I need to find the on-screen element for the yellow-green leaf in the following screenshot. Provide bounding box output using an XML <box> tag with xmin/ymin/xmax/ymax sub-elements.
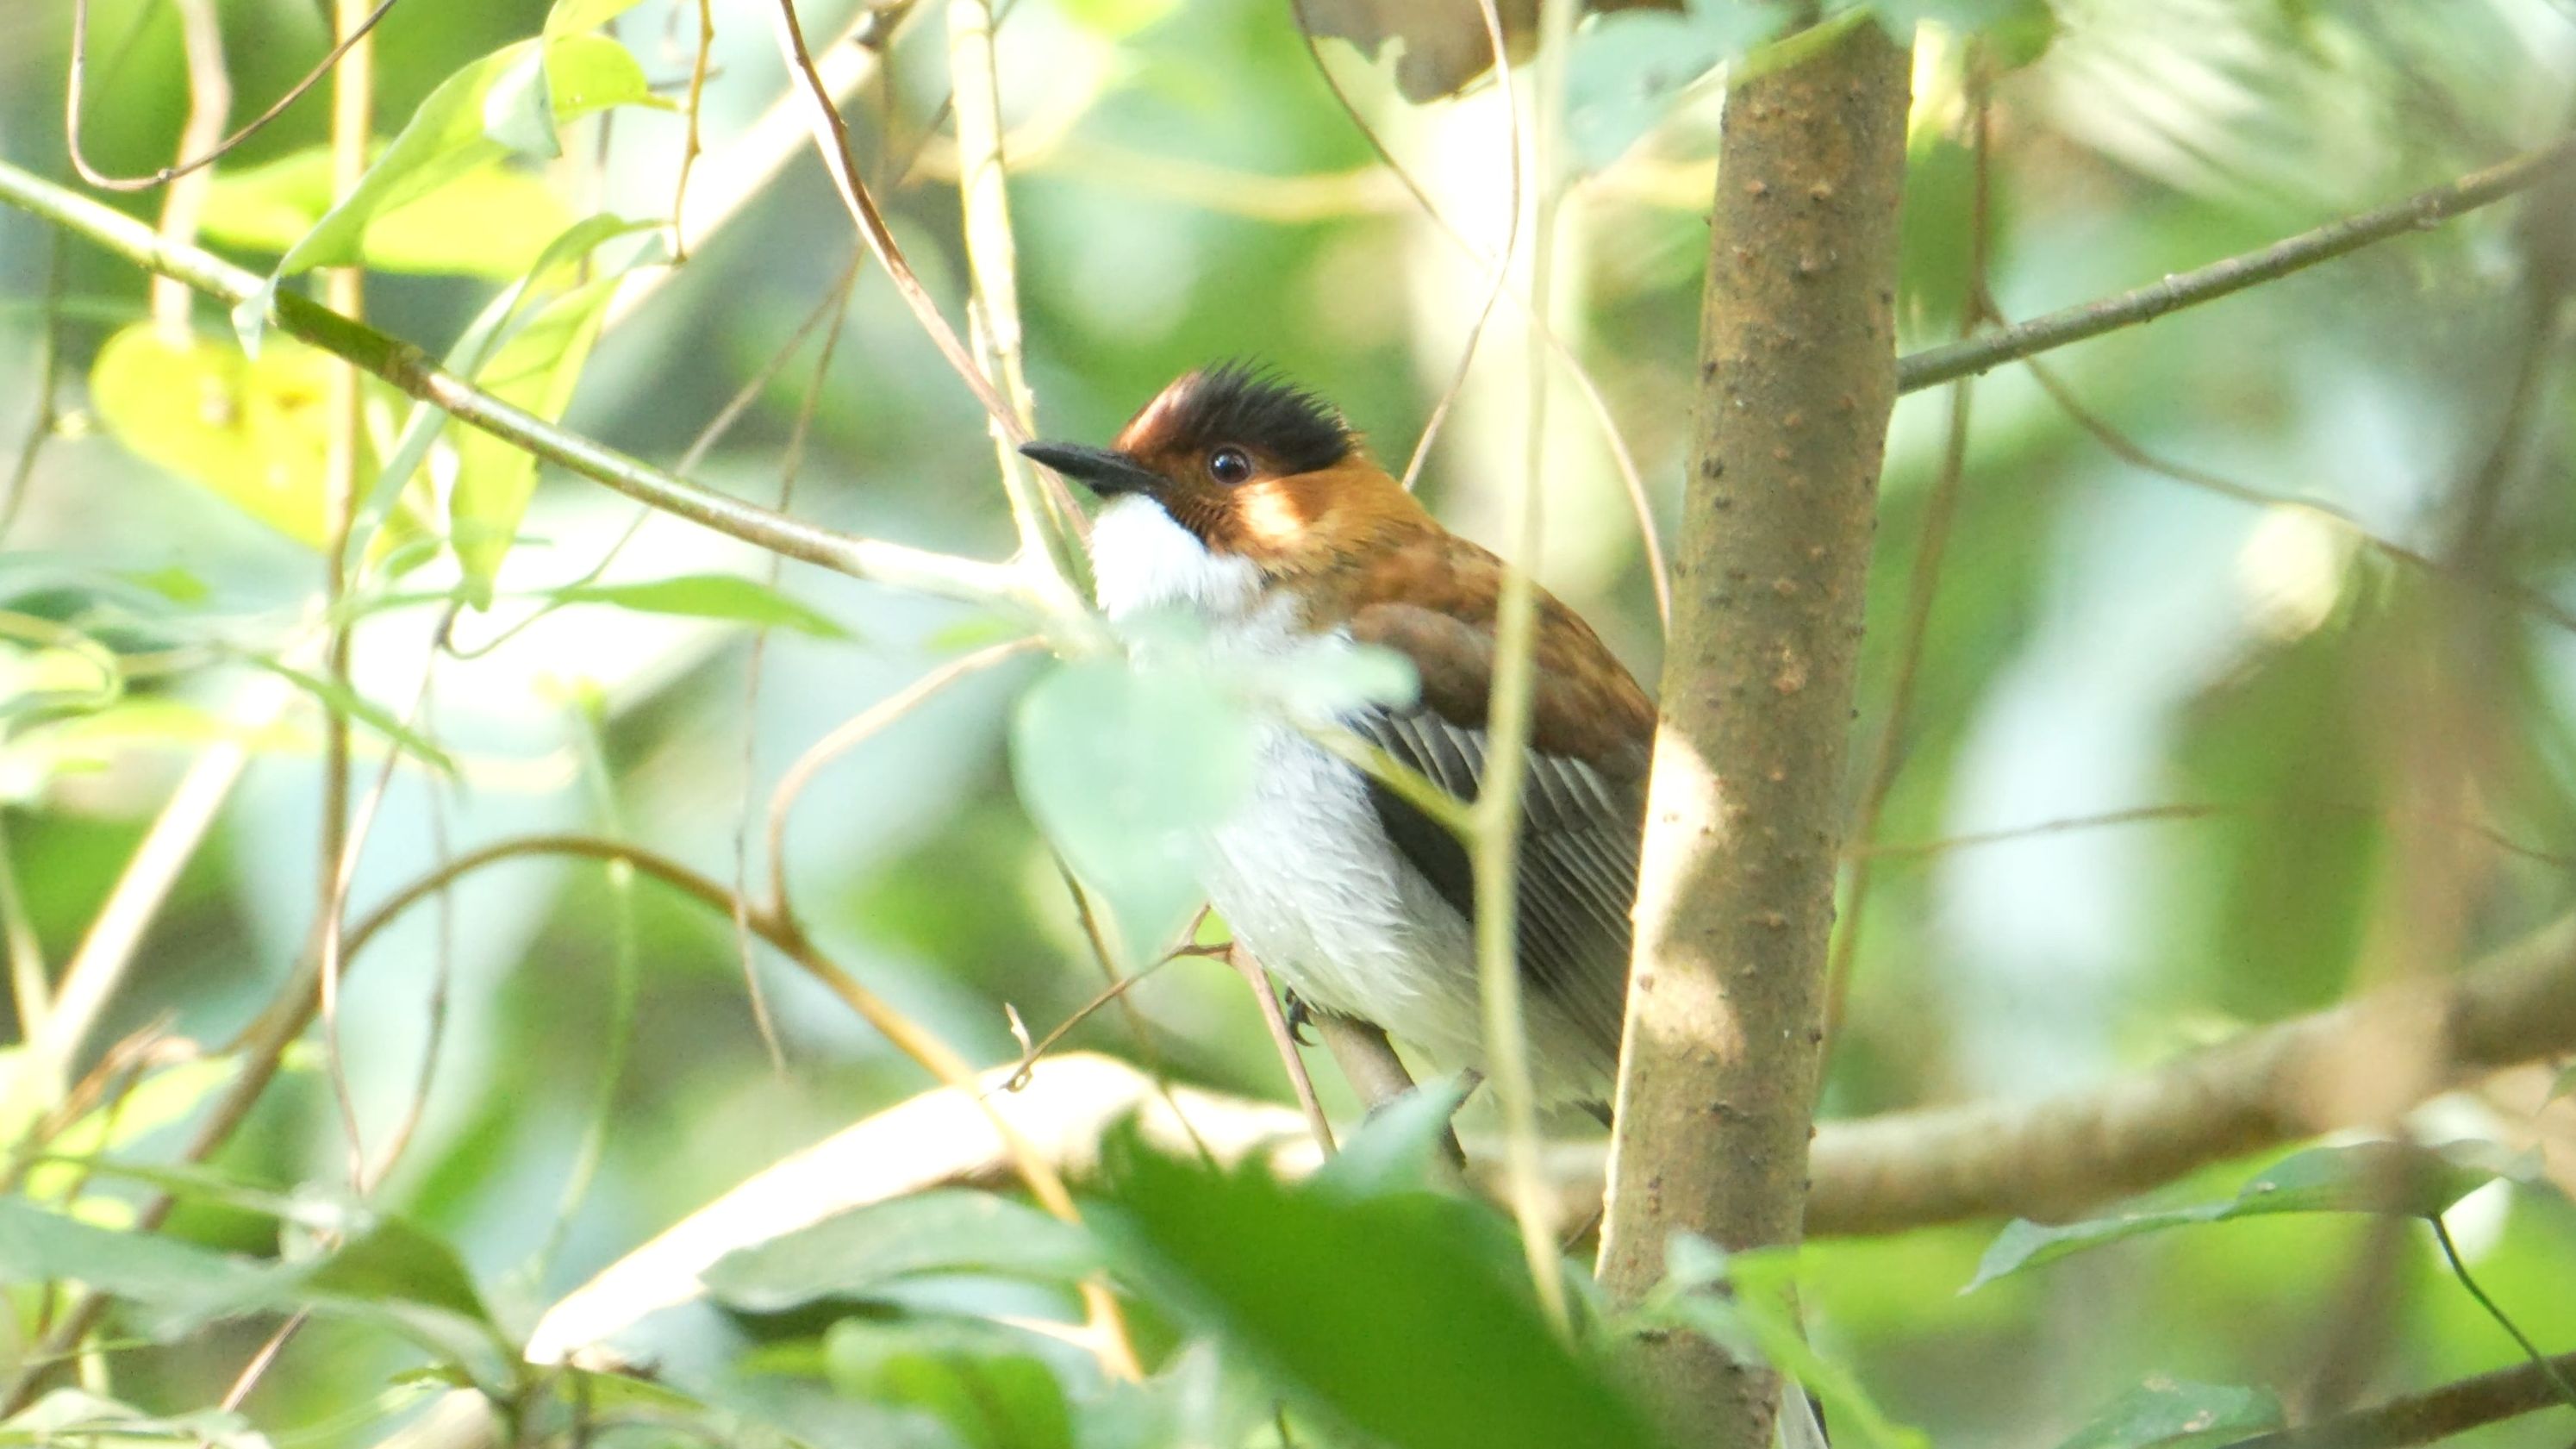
<box><xmin>203</xmin><ymin>147</ymin><xmax>574</xmax><ymax>278</ymax></box>
<box><xmin>447</xmin><ymin>277</ymin><xmax>620</xmax><ymax>590</ymax></box>
<box><xmin>90</xmin><ymin>325</ymin><xmax>347</xmax><ymax>547</ymax></box>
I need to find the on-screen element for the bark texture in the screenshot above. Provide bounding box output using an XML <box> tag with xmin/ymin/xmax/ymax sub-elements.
<box><xmin>1596</xmin><ymin>22</ymin><xmax>1913</xmax><ymax>1446</ymax></box>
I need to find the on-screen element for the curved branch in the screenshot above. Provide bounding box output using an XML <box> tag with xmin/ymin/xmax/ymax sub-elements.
<box><xmin>0</xmin><ymin>159</ymin><xmax>1036</xmax><ymax>618</ymax></box>
<box><xmin>1897</xmin><ymin>134</ymin><xmax>2576</xmax><ymax>394</ymax></box>
<box><xmin>1805</xmin><ymin>913</ymin><xmax>2576</xmax><ymax>1234</ymax></box>
<box><xmin>2222</xmin><ymin>1349</ymin><xmax>2576</xmax><ymax>1449</ymax></box>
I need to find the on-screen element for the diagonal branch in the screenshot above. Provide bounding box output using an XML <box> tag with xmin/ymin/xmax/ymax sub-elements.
<box><xmin>1898</xmin><ymin>134</ymin><xmax>2576</xmax><ymax>393</ymax></box>
<box><xmin>0</xmin><ymin>159</ymin><xmax>1039</xmax><ymax>620</ymax></box>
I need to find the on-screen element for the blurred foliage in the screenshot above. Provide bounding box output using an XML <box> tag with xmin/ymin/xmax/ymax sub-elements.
<box><xmin>4</xmin><ymin>0</ymin><xmax>2576</xmax><ymax>1445</ymax></box>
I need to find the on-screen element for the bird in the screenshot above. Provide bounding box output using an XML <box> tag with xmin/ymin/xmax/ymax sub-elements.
<box><xmin>1021</xmin><ymin>363</ymin><xmax>1654</xmax><ymax>1109</ymax></box>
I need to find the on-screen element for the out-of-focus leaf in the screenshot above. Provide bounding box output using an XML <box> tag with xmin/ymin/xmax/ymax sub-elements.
<box><xmin>1256</xmin><ymin>637</ymin><xmax>1419</xmax><ymax>721</ymax></box>
<box><xmin>1874</xmin><ymin>0</ymin><xmax>2056</xmax><ymax>68</ymax></box>
<box><xmin>1295</xmin><ymin>0</ymin><xmax>1685</xmax><ymax>103</ymax></box>
<box><xmin>1010</xmin><ymin>657</ymin><xmax>1257</xmax><ymax>953</ymax></box>
<box><xmin>704</xmin><ymin>1190</ymin><xmax>1098</xmax><ymax>1312</ymax></box>
<box><xmin>827</xmin><ymin>1320</ymin><xmax>1073</xmax><ymax>1449</ymax></box>
<box><xmin>2549</xmin><ymin>1063</ymin><xmax>2576</xmax><ymax>1104</ymax></box>
<box><xmin>361</xmin><ymin>213</ymin><xmax>658</xmax><ymax>558</ymax></box>
<box><xmin>237</xmin><ymin>653</ymin><xmax>457</xmax><ymax>777</ymax></box>
<box><xmin>543</xmin><ymin>575</ymin><xmax>851</xmax><ymax>639</ymax></box>
<box><xmin>3</xmin><ymin>1390</ymin><xmax>274</xmax><ymax>1449</ymax></box>
<box><xmin>1311</xmin><ymin>1075</ymin><xmax>1471</xmax><ymax>1198</ymax></box>
<box><xmin>202</xmin><ymin>147</ymin><xmax>575</xmax><ymax>278</ymax></box>
<box><xmin>447</xmin><ymin>274</ymin><xmax>621</xmax><ymax>592</ymax></box>
<box><xmin>274</xmin><ymin>34</ymin><xmax>661</xmax><ymax>278</ymax></box>
<box><xmin>0</xmin><ymin>1194</ymin><xmax>268</xmax><ymax>1302</ymax></box>
<box><xmin>1649</xmin><ymin>1239</ymin><xmax>1930</xmax><ymax>1449</ymax></box>
<box><xmin>1968</xmin><ymin>1140</ymin><xmax>2535</xmax><ymax>1291</ymax></box>
<box><xmin>0</xmin><ymin>636</ymin><xmax>119</xmax><ymax>727</ymax></box>
<box><xmin>1566</xmin><ymin>7</ymin><xmax>1780</xmax><ymax>169</ymax></box>
<box><xmin>1095</xmin><ymin>1132</ymin><xmax>1660</xmax><ymax>1449</ymax></box>
<box><xmin>90</xmin><ymin>326</ymin><xmax>348</xmax><ymax>548</ymax></box>
<box><xmin>1056</xmin><ymin>0</ymin><xmax>1183</xmax><ymax>37</ymax></box>
<box><xmin>115</xmin><ymin>565</ymin><xmax>211</xmax><ymax>605</ymax></box>
<box><xmin>2055</xmin><ymin>1377</ymin><xmax>2284</xmax><ymax>1449</ymax></box>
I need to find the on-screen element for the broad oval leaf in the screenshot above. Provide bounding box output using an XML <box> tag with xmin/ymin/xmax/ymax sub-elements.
<box><xmin>203</xmin><ymin>147</ymin><xmax>575</xmax><ymax>278</ymax></box>
<box><xmin>1009</xmin><ymin>657</ymin><xmax>1257</xmax><ymax>954</ymax></box>
<box><xmin>2055</xmin><ymin>1378</ymin><xmax>2284</xmax><ymax>1449</ymax></box>
<box><xmin>91</xmin><ymin>325</ymin><xmax>345</xmax><ymax>547</ymax></box>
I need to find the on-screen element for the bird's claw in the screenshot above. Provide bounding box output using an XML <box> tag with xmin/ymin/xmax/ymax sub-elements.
<box><xmin>1282</xmin><ymin>988</ymin><xmax>1318</xmax><ymax>1046</ymax></box>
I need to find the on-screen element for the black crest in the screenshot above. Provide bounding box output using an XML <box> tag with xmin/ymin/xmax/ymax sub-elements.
<box><xmin>1147</xmin><ymin>361</ymin><xmax>1353</xmax><ymax>473</ymax></box>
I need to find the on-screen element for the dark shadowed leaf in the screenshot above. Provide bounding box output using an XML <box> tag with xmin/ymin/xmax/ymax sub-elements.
<box><xmin>704</xmin><ymin>1190</ymin><xmax>1098</xmax><ymax>1312</ymax></box>
<box><xmin>2055</xmin><ymin>1377</ymin><xmax>2284</xmax><ymax>1449</ymax></box>
<box><xmin>827</xmin><ymin>1320</ymin><xmax>1073</xmax><ymax>1449</ymax></box>
<box><xmin>1095</xmin><ymin>1131</ymin><xmax>1660</xmax><ymax>1449</ymax></box>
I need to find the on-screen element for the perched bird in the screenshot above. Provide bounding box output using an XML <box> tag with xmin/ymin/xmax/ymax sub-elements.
<box><xmin>1022</xmin><ymin>364</ymin><xmax>1653</xmax><ymax>1108</ymax></box>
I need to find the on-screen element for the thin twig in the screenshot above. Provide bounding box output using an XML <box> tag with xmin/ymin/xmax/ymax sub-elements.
<box><xmin>669</xmin><ymin>0</ymin><xmax>718</xmax><ymax>262</ymax></box>
<box><xmin>1233</xmin><ymin>945</ymin><xmax>1337</xmax><ymax>1158</ymax></box>
<box><xmin>763</xmin><ymin>636</ymin><xmax>1043</xmax><ymax>924</ymax></box>
<box><xmin>63</xmin><ymin>0</ymin><xmax>405</xmax><ymax>191</ymax></box>
<box><xmin>1475</xmin><ymin>0</ymin><xmax>1576</xmax><ymax>1336</ymax></box>
<box><xmin>146</xmin><ymin>0</ymin><xmax>228</xmax><ymax>339</ymax></box>
<box><xmin>2429</xmin><ymin>1215</ymin><xmax>2576</xmax><ymax>1410</ymax></box>
<box><xmin>0</xmin><ymin>230</ymin><xmax>63</xmax><ymax>546</ymax></box>
<box><xmin>1898</xmin><ymin>134</ymin><xmax>2576</xmax><ymax>393</ymax></box>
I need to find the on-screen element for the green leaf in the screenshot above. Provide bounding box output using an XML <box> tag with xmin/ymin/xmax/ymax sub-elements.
<box><xmin>1968</xmin><ymin>1140</ymin><xmax>2535</xmax><ymax>1292</ymax></box>
<box><xmin>1095</xmin><ymin>1133</ymin><xmax>1660</xmax><ymax>1449</ymax></box>
<box><xmin>2549</xmin><ymin>1062</ymin><xmax>2576</xmax><ymax>1104</ymax></box>
<box><xmin>542</xmin><ymin>574</ymin><xmax>851</xmax><ymax>639</ymax></box>
<box><xmin>703</xmin><ymin>1190</ymin><xmax>1099</xmax><ymax>1313</ymax></box>
<box><xmin>446</xmin><ymin>273</ymin><xmax>621</xmax><ymax>590</ymax></box>
<box><xmin>827</xmin><ymin>1321</ymin><xmax>1075</xmax><ymax>1449</ymax></box>
<box><xmin>202</xmin><ymin>147</ymin><xmax>576</xmax><ymax>278</ymax></box>
<box><xmin>1648</xmin><ymin>1241</ymin><xmax>1930</xmax><ymax>1449</ymax></box>
<box><xmin>90</xmin><ymin>325</ymin><xmax>347</xmax><ymax>548</ymax></box>
<box><xmin>360</xmin><ymin>212</ymin><xmax>658</xmax><ymax>557</ymax></box>
<box><xmin>1010</xmin><ymin>657</ymin><xmax>1257</xmax><ymax>954</ymax></box>
<box><xmin>0</xmin><ymin>1194</ymin><xmax>269</xmax><ymax>1303</ymax></box>
<box><xmin>275</xmin><ymin>34</ymin><xmax>661</xmax><ymax>278</ymax></box>
<box><xmin>237</xmin><ymin>653</ymin><xmax>458</xmax><ymax>777</ymax></box>
<box><xmin>1054</xmin><ymin>0</ymin><xmax>1184</xmax><ymax>38</ymax></box>
<box><xmin>3</xmin><ymin>1390</ymin><xmax>275</xmax><ymax>1449</ymax></box>
<box><xmin>2055</xmin><ymin>1378</ymin><xmax>2284</xmax><ymax>1449</ymax></box>
<box><xmin>1312</xmin><ymin>1075</ymin><xmax>1472</xmax><ymax>1199</ymax></box>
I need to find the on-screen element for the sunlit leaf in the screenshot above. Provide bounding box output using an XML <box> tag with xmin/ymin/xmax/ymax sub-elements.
<box><xmin>2055</xmin><ymin>1377</ymin><xmax>2284</xmax><ymax>1449</ymax></box>
<box><xmin>90</xmin><ymin>325</ymin><xmax>348</xmax><ymax>547</ymax></box>
<box><xmin>1055</xmin><ymin>0</ymin><xmax>1183</xmax><ymax>39</ymax></box>
<box><xmin>3</xmin><ymin>1390</ymin><xmax>274</xmax><ymax>1449</ymax></box>
<box><xmin>542</xmin><ymin>574</ymin><xmax>851</xmax><ymax>639</ymax></box>
<box><xmin>1968</xmin><ymin>1140</ymin><xmax>2536</xmax><ymax>1291</ymax></box>
<box><xmin>1095</xmin><ymin>1132</ymin><xmax>1658</xmax><ymax>1449</ymax></box>
<box><xmin>447</xmin><ymin>274</ymin><xmax>621</xmax><ymax>591</ymax></box>
<box><xmin>275</xmin><ymin>34</ymin><xmax>662</xmax><ymax>278</ymax></box>
<box><xmin>1010</xmin><ymin>656</ymin><xmax>1257</xmax><ymax>953</ymax></box>
<box><xmin>704</xmin><ymin>1190</ymin><xmax>1098</xmax><ymax>1312</ymax></box>
<box><xmin>202</xmin><ymin>147</ymin><xmax>576</xmax><ymax>278</ymax></box>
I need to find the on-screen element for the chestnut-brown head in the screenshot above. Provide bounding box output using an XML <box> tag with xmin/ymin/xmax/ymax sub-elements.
<box><xmin>1023</xmin><ymin>365</ymin><xmax>1432</xmax><ymax>620</ymax></box>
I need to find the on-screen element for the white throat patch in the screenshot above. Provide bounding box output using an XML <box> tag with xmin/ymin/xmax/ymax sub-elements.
<box><xmin>1088</xmin><ymin>495</ymin><xmax>1261</xmax><ymax>621</ymax></box>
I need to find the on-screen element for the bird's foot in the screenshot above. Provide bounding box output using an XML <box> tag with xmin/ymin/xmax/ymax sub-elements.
<box><xmin>1281</xmin><ymin>987</ymin><xmax>1318</xmax><ymax>1046</ymax></box>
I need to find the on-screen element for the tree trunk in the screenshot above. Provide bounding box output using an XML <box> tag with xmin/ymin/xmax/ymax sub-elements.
<box><xmin>1597</xmin><ymin>19</ymin><xmax>1912</xmax><ymax>1446</ymax></box>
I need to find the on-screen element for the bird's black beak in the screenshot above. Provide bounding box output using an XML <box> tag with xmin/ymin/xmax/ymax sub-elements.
<box><xmin>1020</xmin><ymin>441</ymin><xmax>1164</xmax><ymax>499</ymax></box>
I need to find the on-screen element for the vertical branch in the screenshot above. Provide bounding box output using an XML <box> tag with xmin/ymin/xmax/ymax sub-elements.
<box><xmin>148</xmin><ymin>0</ymin><xmax>228</xmax><ymax>340</ymax></box>
<box><xmin>315</xmin><ymin>0</ymin><xmax>376</xmax><ymax>1177</ymax></box>
<box><xmin>1597</xmin><ymin>16</ymin><xmax>1912</xmax><ymax>1446</ymax></box>
<box><xmin>947</xmin><ymin>0</ymin><xmax>1086</xmax><ymax>590</ymax></box>
<box><xmin>1474</xmin><ymin>0</ymin><xmax>1577</xmax><ymax>1336</ymax></box>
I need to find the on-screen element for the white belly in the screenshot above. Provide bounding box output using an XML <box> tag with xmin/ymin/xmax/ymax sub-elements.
<box><xmin>1204</xmin><ymin>724</ymin><xmax>1613</xmax><ymax>1103</ymax></box>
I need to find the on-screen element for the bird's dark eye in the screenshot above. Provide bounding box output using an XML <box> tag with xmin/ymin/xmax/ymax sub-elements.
<box><xmin>1207</xmin><ymin>447</ymin><xmax>1254</xmax><ymax>485</ymax></box>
